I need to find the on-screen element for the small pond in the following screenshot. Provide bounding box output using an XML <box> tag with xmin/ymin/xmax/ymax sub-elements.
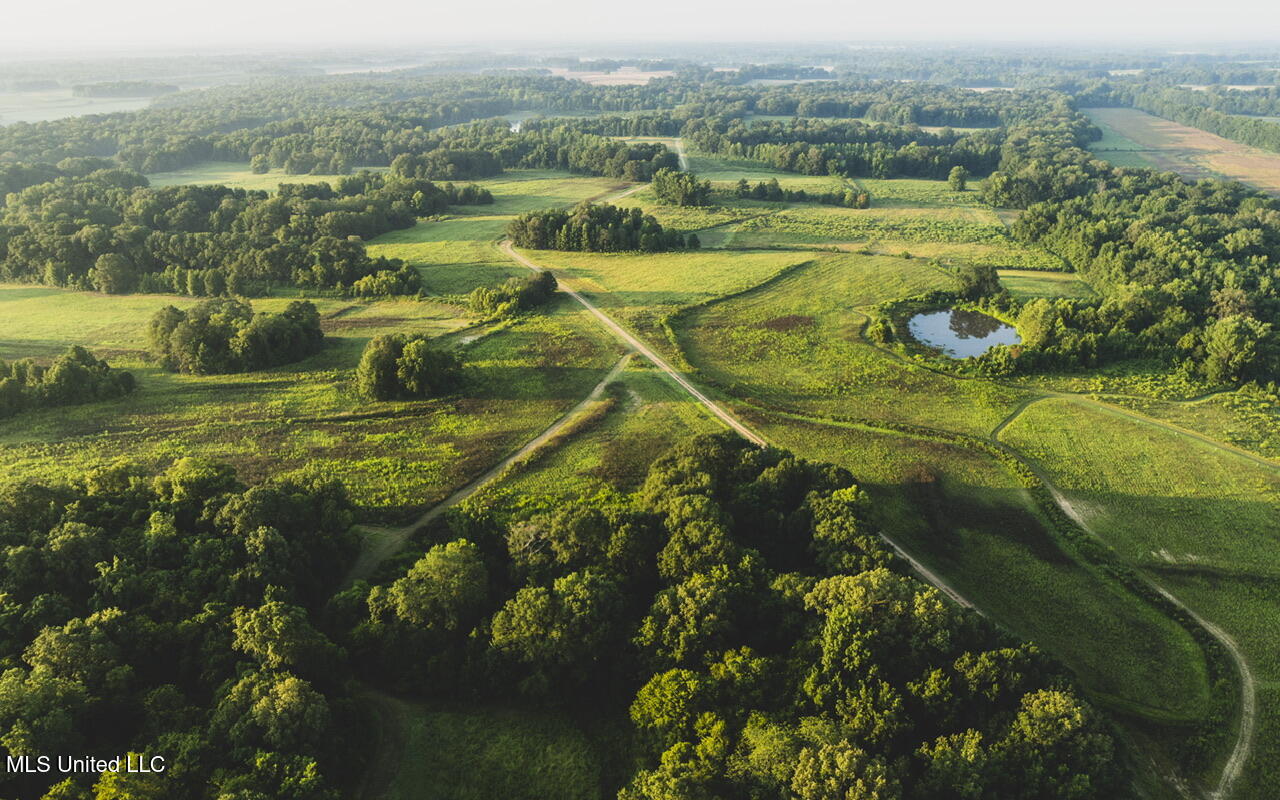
<box><xmin>907</xmin><ymin>308</ymin><xmax>1020</xmax><ymax>358</ymax></box>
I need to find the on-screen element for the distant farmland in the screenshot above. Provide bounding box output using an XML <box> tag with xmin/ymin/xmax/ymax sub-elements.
<box><xmin>1084</xmin><ymin>107</ymin><xmax>1280</xmax><ymax>195</ymax></box>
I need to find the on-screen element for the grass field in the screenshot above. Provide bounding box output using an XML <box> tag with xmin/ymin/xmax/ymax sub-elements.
<box><xmin>1084</xmin><ymin>107</ymin><xmax>1280</xmax><ymax>194</ymax></box>
<box><xmin>998</xmin><ymin>269</ymin><xmax>1096</xmax><ymax>299</ymax></box>
<box><xmin>999</xmin><ymin>399</ymin><xmax>1280</xmax><ymax>576</ymax></box>
<box><xmin>673</xmin><ymin>253</ymin><xmax>1032</xmax><ymax>436</ymax></box>
<box><xmin>0</xmin><ymin>284</ymin><xmax>620</xmax><ymax>521</ymax></box>
<box><xmin>146</xmin><ymin>161</ymin><xmax>388</xmax><ymax>191</ymax></box>
<box><xmin>526</xmin><ymin>247</ymin><xmax>809</xmax><ymax>349</ymax></box>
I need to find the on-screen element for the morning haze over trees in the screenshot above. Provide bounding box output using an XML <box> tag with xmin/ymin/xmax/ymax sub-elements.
<box><xmin>0</xmin><ymin>30</ymin><xmax>1276</xmax><ymax>800</ymax></box>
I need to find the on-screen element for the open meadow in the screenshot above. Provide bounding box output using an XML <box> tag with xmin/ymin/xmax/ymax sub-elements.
<box><xmin>0</xmin><ymin>282</ymin><xmax>620</xmax><ymax>521</ymax></box>
<box><xmin>1085</xmin><ymin>107</ymin><xmax>1280</xmax><ymax>194</ymax></box>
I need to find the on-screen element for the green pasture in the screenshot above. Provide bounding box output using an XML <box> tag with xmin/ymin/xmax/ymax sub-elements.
<box><xmin>672</xmin><ymin>253</ymin><xmax>1031</xmax><ymax>436</ymax></box>
<box><xmin>526</xmin><ymin>247</ymin><xmax>807</xmax><ymax>348</ymax></box>
<box><xmin>470</xmin><ymin>170</ymin><xmax>626</xmax><ymax>215</ymax></box>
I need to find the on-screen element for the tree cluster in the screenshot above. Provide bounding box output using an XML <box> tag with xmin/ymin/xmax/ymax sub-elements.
<box><xmin>148</xmin><ymin>298</ymin><xmax>325</xmax><ymax>375</ymax></box>
<box><xmin>732</xmin><ymin>177</ymin><xmax>870</xmax><ymax>208</ymax></box>
<box><xmin>349</xmin><ymin>433</ymin><xmax>1125</xmax><ymax>800</ymax></box>
<box><xmin>0</xmin><ymin>346</ymin><xmax>136</xmax><ymax>420</ymax></box>
<box><xmin>651</xmin><ymin>169</ymin><xmax>712</xmax><ymax>206</ymax></box>
<box><xmin>508</xmin><ymin>202</ymin><xmax>697</xmax><ymax>253</ymax></box>
<box><xmin>355</xmin><ymin>333</ymin><xmax>464</xmax><ymax>401</ymax></box>
<box><xmin>468</xmin><ymin>270</ymin><xmax>558</xmax><ymax>318</ymax></box>
<box><xmin>0</xmin><ymin>460</ymin><xmax>360</xmax><ymax>799</ymax></box>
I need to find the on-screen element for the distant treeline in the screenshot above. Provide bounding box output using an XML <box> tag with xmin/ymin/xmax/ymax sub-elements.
<box><xmin>1080</xmin><ymin>81</ymin><xmax>1280</xmax><ymax>154</ymax></box>
<box><xmin>686</xmin><ymin>117</ymin><xmax>1004</xmax><ymax>179</ymax></box>
<box><xmin>0</xmin><ymin>346</ymin><xmax>135</xmax><ymax>419</ymax></box>
<box><xmin>0</xmin><ymin>168</ymin><xmax>505</xmax><ymax>296</ymax></box>
<box><xmin>508</xmin><ymin>202</ymin><xmax>698</xmax><ymax>252</ymax></box>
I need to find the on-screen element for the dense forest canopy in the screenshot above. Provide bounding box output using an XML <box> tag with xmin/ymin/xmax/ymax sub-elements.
<box><xmin>355</xmin><ymin>434</ymin><xmax>1125</xmax><ymax>800</ymax></box>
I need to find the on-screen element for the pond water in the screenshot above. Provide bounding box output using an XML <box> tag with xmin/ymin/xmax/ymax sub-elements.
<box><xmin>907</xmin><ymin>308</ymin><xmax>1020</xmax><ymax>358</ymax></box>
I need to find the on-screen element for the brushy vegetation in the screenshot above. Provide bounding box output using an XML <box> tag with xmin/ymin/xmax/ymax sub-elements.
<box><xmin>0</xmin><ymin>346</ymin><xmax>135</xmax><ymax>419</ymax></box>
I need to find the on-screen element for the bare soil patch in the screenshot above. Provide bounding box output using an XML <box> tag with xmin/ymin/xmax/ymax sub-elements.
<box><xmin>761</xmin><ymin>314</ymin><xmax>816</xmax><ymax>331</ymax></box>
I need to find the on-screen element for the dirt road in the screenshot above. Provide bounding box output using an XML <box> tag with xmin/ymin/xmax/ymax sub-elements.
<box><xmin>344</xmin><ymin>352</ymin><xmax>633</xmax><ymax>583</ymax></box>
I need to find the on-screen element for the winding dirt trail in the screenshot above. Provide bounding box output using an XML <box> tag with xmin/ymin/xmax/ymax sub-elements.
<box><xmin>500</xmin><ymin>240</ymin><xmax>987</xmax><ymax>616</ymax></box>
<box><xmin>1005</xmin><ymin>441</ymin><xmax>1257</xmax><ymax>800</ymax></box>
<box><xmin>502</xmin><ymin>240</ymin><xmax>766</xmax><ymax>447</ymax></box>
<box><xmin>344</xmin><ymin>353</ymin><xmax>633</xmax><ymax>584</ymax></box>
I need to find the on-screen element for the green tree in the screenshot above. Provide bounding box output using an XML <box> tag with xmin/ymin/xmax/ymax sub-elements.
<box><xmin>948</xmin><ymin>166</ymin><xmax>968</xmax><ymax>192</ymax></box>
<box><xmin>384</xmin><ymin>539</ymin><xmax>487</xmax><ymax>631</ymax></box>
<box><xmin>232</xmin><ymin>601</ymin><xmax>334</xmax><ymax>671</ymax></box>
<box><xmin>90</xmin><ymin>253</ymin><xmax>136</xmax><ymax>294</ymax></box>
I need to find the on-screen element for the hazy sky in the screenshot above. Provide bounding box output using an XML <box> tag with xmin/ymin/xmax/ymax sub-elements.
<box><xmin>3</xmin><ymin>0</ymin><xmax>1279</xmax><ymax>53</ymax></box>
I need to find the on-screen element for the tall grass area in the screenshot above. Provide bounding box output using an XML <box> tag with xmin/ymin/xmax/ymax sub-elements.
<box><xmin>0</xmin><ymin>285</ymin><xmax>620</xmax><ymax>522</ymax></box>
<box><xmin>481</xmin><ymin>360</ymin><xmax>723</xmax><ymax>506</ymax></box>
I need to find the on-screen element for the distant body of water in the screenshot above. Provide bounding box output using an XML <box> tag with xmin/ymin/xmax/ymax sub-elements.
<box><xmin>908</xmin><ymin>308</ymin><xmax>1020</xmax><ymax>358</ymax></box>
